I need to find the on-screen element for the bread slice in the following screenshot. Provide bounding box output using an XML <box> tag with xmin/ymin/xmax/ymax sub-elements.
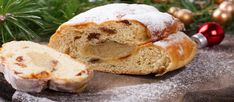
<box><xmin>0</xmin><ymin>41</ymin><xmax>93</xmax><ymax>93</ymax></box>
<box><xmin>48</xmin><ymin>4</ymin><xmax>197</xmax><ymax>76</ymax></box>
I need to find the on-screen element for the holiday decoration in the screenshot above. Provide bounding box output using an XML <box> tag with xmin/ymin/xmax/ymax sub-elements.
<box><xmin>219</xmin><ymin>1</ymin><xmax>234</xmax><ymax>15</ymax></box>
<box><xmin>192</xmin><ymin>22</ymin><xmax>224</xmax><ymax>48</ymax></box>
<box><xmin>174</xmin><ymin>9</ymin><xmax>193</xmax><ymax>25</ymax></box>
<box><xmin>167</xmin><ymin>7</ymin><xmax>180</xmax><ymax>16</ymax></box>
<box><xmin>0</xmin><ymin>0</ymin><xmax>42</xmax><ymax>43</ymax></box>
<box><xmin>167</xmin><ymin>7</ymin><xmax>194</xmax><ymax>25</ymax></box>
<box><xmin>212</xmin><ymin>8</ymin><xmax>232</xmax><ymax>24</ymax></box>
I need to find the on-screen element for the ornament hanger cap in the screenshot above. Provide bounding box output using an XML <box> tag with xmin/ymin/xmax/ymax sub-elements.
<box><xmin>192</xmin><ymin>33</ymin><xmax>208</xmax><ymax>48</ymax></box>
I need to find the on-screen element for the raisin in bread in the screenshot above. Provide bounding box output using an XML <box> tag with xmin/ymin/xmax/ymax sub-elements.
<box><xmin>0</xmin><ymin>41</ymin><xmax>93</xmax><ymax>93</ymax></box>
<box><xmin>48</xmin><ymin>3</ymin><xmax>197</xmax><ymax>76</ymax></box>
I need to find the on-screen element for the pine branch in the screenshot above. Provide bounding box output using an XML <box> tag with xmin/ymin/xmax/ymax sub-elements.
<box><xmin>37</xmin><ymin>0</ymin><xmax>114</xmax><ymax>40</ymax></box>
<box><xmin>0</xmin><ymin>0</ymin><xmax>43</xmax><ymax>44</ymax></box>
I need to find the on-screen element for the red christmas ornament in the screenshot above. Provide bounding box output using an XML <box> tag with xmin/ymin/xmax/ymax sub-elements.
<box><xmin>192</xmin><ymin>22</ymin><xmax>225</xmax><ymax>48</ymax></box>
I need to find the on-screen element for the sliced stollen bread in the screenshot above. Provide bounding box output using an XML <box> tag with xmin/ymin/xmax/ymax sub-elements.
<box><xmin>48</xmin><ymin>3</ymin><xmax>197</xmax><ymax>76</ymax></box>
<box><xmin>0</xmin><ymin>41</ymin><xmax>93</xmax><ymax>93</ymax></box>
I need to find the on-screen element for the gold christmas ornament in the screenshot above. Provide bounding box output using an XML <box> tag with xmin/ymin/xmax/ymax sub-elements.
<box><xmin>174</xmin><ymin>9</ymin><xmax>193</xmax><ymax>25</ymax></box>
<box><xmin>219</xmin><ymin>1</ymin><xmax>234</xmax><ymax>15</ymax></box>
<box><xmin>167</xmin><ymin>7</ymin><xmax>180</xmax><ymax>16</ymax></box>
<box><xmin>212</xmin><ymin>8</ymin><xmax>232</xmax><ymax>24</ymax></box>
<box><xmin>152</xmin><ymin>0</ymin><xmax>168</xmax><ymax>3</ymax></box>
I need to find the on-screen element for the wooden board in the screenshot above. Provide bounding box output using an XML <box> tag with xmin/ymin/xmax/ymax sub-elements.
<box><xmin>1</xmin><ymin>35</ymin><xmax>234</xmax><ymax>102</ymax></box>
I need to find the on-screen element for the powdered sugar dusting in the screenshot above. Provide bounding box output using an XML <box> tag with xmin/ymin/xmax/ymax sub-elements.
<box><xmin>13</xmin><ymin>91</ymin><xmax>55</xmax><ymax>102</ymax></box>
<box><xmin>153</xmin><ymin>32</ymin><xmax>187</xmax><ymax>48</ymax></box>
<box><xmin>12</xmin><ymin>35</ymin><xmax>234</xmax><ymax>102</ymax></box>
<box><xmin>64</xmin><ymin>3</ymin><xmax>174</xmax><ymax>34</ymax></box>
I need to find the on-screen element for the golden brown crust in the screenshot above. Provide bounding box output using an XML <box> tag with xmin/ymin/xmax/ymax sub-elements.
<box><xmin>49</xmin><ymin>19</ymin><xmax>182</xmax><ymax>46</ymax></box>
<box><xmin>153</xmin><ymin>32</ymin><xmax>197</xmax><ymax>75</ymax></box>
<box><xmin>49</xmin><ymin>23</ymin><xmax>92</xmax><ymax>45</ymax></box>
<box><xmin>151</xmin><ymin>19</ymin><xmax>184</xmax><ymax>41</ymax></box>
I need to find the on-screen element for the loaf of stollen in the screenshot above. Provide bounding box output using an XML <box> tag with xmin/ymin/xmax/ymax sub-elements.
<box><xmin>0</xmin><ymin>41</ymin><xmax>93</xmax><ymax>93</ymax></box>
<box><xmin>48</xmin><ymin>3</ymin><xmax>197</xmax><ymax>76</ymax></box>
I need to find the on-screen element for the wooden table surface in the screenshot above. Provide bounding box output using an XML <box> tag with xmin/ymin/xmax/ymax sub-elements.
<box><xmin>1</xmin><ymin>34</ymin><xmax>234</xmax><ymax>102</ymax></box>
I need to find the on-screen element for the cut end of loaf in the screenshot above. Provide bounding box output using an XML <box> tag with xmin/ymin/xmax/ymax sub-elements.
<box><xmin>49</xmin><ymin>20</ymin><xmax>174</xmax><ymax>75</ymax></box>
<box><xmin>88</xmin><ymin>43</ymin><xmax>171</xmax><ymax>75</ymax></box>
